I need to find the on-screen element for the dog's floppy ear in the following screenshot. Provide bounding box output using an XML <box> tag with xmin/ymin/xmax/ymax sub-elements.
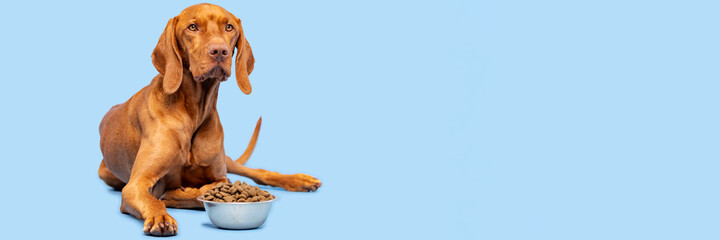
<box><xmin>235</xmin><ymin>19</ymin><xmax>255</xmax><ymax>95</ymax></box>
<box><xmin>152</xmin><ymin>17</ymin><xmax>183</xmax><ymax>94</ymax></box>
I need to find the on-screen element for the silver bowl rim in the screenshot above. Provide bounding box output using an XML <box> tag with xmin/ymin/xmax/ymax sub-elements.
<box><xmin>197</xmin><ymin>196</ymin><xmax>277</xmax><ymax>204</ymax></box>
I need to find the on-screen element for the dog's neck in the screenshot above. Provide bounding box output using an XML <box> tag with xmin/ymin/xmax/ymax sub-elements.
<box><xmin>177</xmin><ymin>73</ymin><xmax>222</xmax><ymax>127</ymax></box>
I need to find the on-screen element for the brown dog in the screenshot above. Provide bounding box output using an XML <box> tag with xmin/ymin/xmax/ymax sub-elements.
<box><xmin>97</xmin><ymin>4</ymin><xmax>321</xmax><ymax>236</ymax></box>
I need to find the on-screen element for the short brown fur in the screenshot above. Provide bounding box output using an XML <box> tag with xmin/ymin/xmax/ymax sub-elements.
<box><xmin>98</xmin><ymin>4</ymin><xmax>321</xmax><ymax>236</ymax></box>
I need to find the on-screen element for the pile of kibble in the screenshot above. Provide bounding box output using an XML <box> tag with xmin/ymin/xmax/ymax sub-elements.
<box><xmin>201</xmin><ymin>181</ymin><xmax>275</xmax><ymax>202</ymax></box>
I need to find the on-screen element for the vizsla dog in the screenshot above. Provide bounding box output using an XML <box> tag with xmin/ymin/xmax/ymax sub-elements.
<box><xmin>98</xmin><ymin>4</ymin><xmax>321</xmax><ymax>236</ymax></box>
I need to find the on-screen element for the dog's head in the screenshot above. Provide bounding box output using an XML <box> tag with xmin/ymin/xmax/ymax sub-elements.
<box><xmin>152</xmin><ymin>3</ymin><xmax>255</xmax><ymax>95</ymax></box>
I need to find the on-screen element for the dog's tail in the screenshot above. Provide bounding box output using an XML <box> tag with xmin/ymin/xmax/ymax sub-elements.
<box><xmin>235</xmin><ymin>117</ymin><xmax>262</xmax><ymax>165</ymax></box>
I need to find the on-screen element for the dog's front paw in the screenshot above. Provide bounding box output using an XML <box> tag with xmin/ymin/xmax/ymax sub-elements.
<box><xmin>280</xmin><ymin>173</ymin><xmax>322</xmax><ymax>192</ymax></box>
<box><xmin>143</xmin><ymin>213</ymin><xmax>178</xmax><ymax>236</ymax></box>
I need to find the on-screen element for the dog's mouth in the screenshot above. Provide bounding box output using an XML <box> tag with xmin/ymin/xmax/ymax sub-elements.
<box><xmin>194</xmin><ymin>65</ymin><xmax>229</xmax><ymax>82</ymax></box>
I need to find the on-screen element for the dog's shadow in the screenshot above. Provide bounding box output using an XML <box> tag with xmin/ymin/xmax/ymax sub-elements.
<box><xmin>257</xmin><ymin>185</ymin><xmax>286</xmax><ymax>191</ymax></box>
<box><xmin>106</xmin><ymin>188</ymin><xmax>122</xmax><ymax>195</ymax></box>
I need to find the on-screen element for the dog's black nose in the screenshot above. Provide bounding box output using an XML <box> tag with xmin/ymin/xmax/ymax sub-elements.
<box><xmin>208</xmin><ymin>43</ymin><xmax>229</xmax><ymax>61</ymax></box>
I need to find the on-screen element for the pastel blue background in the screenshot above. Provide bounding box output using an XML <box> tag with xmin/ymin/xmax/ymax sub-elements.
<box><xmin>0</xmin><ymin>0</ymin><xmax>717</xmax><ymax>239</ymax></box>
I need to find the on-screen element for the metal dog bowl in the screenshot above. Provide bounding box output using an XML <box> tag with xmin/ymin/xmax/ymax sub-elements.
<box><xmin>198</xmin><ymin>196</ymin><xmax>276</xmax><ymax>229</ymax></box>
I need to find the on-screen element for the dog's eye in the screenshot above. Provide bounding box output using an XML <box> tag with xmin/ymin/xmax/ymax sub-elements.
<box><xmin>225</xmin><ymin>24</ymin><xmax>234</xmax><ymax>32</ymax></box>
<box><xmin>188</xmin><ymin>24</ymin><xmax>198</xmax><ymax>31</ymax></box>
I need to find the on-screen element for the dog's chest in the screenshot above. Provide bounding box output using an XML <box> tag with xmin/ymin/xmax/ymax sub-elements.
<box><xmin>178</xmin><ymin>150</ymin><xmax>225</xmax><ymax>187</ymax></box>
<box><xmin>175</xmin><ymin>108</ymin><xmax>226</xmax><ymax>187</ymax></box>
<box><xmin>183</xmin><ymin>116</ymin><xmax>224</xmax><ymax>167</ymax></box>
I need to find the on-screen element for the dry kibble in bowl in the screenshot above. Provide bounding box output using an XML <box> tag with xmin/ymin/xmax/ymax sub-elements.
<box><xmin>201</xmin><ymin>181</ymin><xmax>275</xmax><ymax>203</ymax></box>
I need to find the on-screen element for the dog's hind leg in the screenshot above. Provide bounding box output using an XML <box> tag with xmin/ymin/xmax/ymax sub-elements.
<box><xmin>226</xmin><ymin>156</ymin><xmax>322</xmax><ymax>192</ymax></box>
<box><xmin>225</xmin><ymin>117</ymin><xmax>321</xmax><ymax>192</ymax></box>
<box><xmin>98</xmin><ymin>159</ymin><xmax>126</xmax><ymax>190</ymax></box>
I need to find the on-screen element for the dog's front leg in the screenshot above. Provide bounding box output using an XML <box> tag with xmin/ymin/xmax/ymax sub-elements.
<box><xmin>161</xmin><ymin>179</ymin><xmax>229</xmax><ymax>208</ymax></box>
<box><xmin>121</xmin><ymin>135</ymin><xmax>184</xmax><ymax>236</ymax></box>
